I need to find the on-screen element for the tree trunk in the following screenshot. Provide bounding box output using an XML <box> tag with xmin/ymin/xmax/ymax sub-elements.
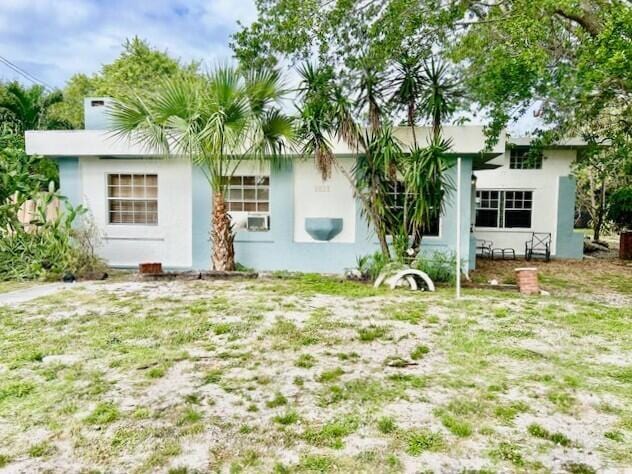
<box><xmin>593</xmin><ymin>180</ymin><xmax>607</xmax><ymax>242</ymax></box>
<box><xmin>376</xmin><ymin>224</ymin><xmax>391</xmax><ymax>259</ymax></box>
<box><xmin>211</xmin><ymin>192</ymin><xmax>235</xmax><ymax>271</ymax></box>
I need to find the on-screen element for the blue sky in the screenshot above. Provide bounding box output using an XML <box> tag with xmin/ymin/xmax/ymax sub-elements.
<box><xmin>0</xmin><ymin>0</ymin><xmax>540</xmax><ymax>133</ymax></box>
<box><xmin>0</xmin><ymin>0</ymin><xmax>256</xmax><ymax>88</ymax></box>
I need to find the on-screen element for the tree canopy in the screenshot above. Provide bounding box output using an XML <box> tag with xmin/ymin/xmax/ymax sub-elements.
<box><xmin>0</xmin><ymin>82</ymin><xmax>69</xmax><ymax>132</ymax></box>
<box><xmin>51</xmin><ymin>37</ymin><xmax>199</xmax><ymax>128</ymax></box>
<box><xmin>233</xmin><ymin>1</ymin><xmax>631</xmax><ymax>153</ymax></box>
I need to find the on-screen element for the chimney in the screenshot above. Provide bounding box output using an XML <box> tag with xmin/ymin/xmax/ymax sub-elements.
<box><xmin>84</xmin><ymin>97</ymin><xmax>114</xmax><ymax>130</ymax></box>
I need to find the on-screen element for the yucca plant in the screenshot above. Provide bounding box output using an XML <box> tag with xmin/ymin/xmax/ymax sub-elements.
<box><xmin>109</xmin><ymin>66</ymin><xmax>295</xmax><ymax>271</ymax></box>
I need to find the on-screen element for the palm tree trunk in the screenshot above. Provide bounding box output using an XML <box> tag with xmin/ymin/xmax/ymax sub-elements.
<box><xmin>211</xmin><ymin>192</ymin><xmax>235</xmax><ymax>271</ymax></box>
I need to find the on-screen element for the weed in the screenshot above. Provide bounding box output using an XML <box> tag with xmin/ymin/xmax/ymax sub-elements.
<box><xmin>527</xmin><ymin>423</ymin><xmax>571</xmax><ymax>446</ymax></box>
<box><xmin>85</xmin><ymin>402</ymin><xmax>119</xmax><ymax>425</ymax></box>
<box><xmin>147</xmin><ymin>366</ymin><xmax>166</xmax><ymax>378</ymax></box>
<box><xmin>377</xmin><ymin>416</ymin><xmax>397</xmax><ymax>434</ymax></box>
<box><xmin>604</xmin><ymin>431</ymin><xmax>623</xmax><ymax>442</ymax></box>
<box><xmin>0</xmin><ymin>381</ymin><xmax>34</xmax><ymax>401</ymax></box>
<box><xmin>490</xmin><ymin>442</ymin><xmax>524</xmax><ymax>466</ymax></box>
<box><xmin>562</xmin><ymin>462</ymin><xmax>596</xmax><ymax>474</ymax></box>
<box><xmin>337</xmin><ymin>352</ymin><xmax>360</xmax><ymax>362</ymax></box>
<box><xmin>239</xmin><ymin>424</ymin><xmax>254</xmax><ymax>434</ymax></box>
<box><xmin>316</xmin><ymin>368</ymin><xmax>344</xmax><ymax>383</ymax></box>
<box><xmin>296</xmin><ymin>354</ymin><xmax>316</xmax><ymax>369</ymax></box>
<box><xmin>358</xmin><ymin>325</ymin><xmax>388</xmax><ymax>342</ymax></box>
<box><xmin>384</xmin><ymin>355</ymin><xmax>408</xmax><ymax>367</ymax></box>
<box><xmin>547</xmin><ymin>391</ymin><xmax>576</xmax><ymax>411</ymax></box>
<box><xmin>387</xmin><ymin>373</ymin><xmax>427</xmax><ymax>389</ymax></box>
<box><xmin>304</xmin><ymin>415</ymin><xmax>359</xmax><ymax>449</ymax></box>
<box><xmin>406</xmin><ymin>429</ymin><xmax>445</xmax><ymax>455</ymax></box>
<box><xmin>494</xmin><ymin>401</ymin><xmax>529</xmax><ymax>423</ymax></box>
<box><xmin>439</xmin><ymin>413</ymin><xmax>472</xmax><ymax>437</ymax></box>
<box><xmin>274</xmin><ymin>410</ymin><xmax>299</xmax><ymax>425</ymax></box>
<box><xmin>319</xmin><ymin>378</ymin><xmax>403</xmax><ymax>406</ymax></box>
<box><xmin>297</xmin><ymin>454</ymin><xmax>336</xmax><ymax>471</ymax></box>
<box><xmin>266</xmin><ymin>392</ymin><xmax>288</xmax><ymax>408</ymax></box>
<box><xmin>410</xmin><ymin>344</ymin><xmax>430</xmax><ymax>360</ymax></box>
<box><xmin>184</xmin><ymin>393</ymin><xmax>201</xmax><ymax>405</ymax></box>
<box><xmin>179</xmin><ymin>407</ymin><xmax>202</xmax><ymax>425</ymax></box>
<box><xmin>203</xmin><ymin>368</ymin><xmax>223</xmax><ymax>384</ymax></box>
<box><xmin>0</xmin><ymin>454</ymin><xmax>9</xmax><ymax>467</ymax></box>
<box><xmin>28</xmin><ymin>442</ymin><xmax>55</xmax><ymax>457</ymax></box>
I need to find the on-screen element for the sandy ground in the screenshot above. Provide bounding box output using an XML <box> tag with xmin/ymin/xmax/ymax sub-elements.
<box><xmin>0</xmin><ymin>269</ymin><xmax>630</xmax><ymax>473</ymax></box>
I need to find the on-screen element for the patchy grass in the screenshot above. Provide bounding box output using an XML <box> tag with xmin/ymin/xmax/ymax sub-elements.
<box><xmin>410</xmin><ymin>344</ymin><xmax>430</xmax><ymax>360</ymax></box>
<box><xmin>405</xmin><ymin>429</ymin><xmax>445</xmax><ymax>455</ymax></box>
<box><xmin>0</xmin><ymin>269</ymin><xmax>630</xmax><ymax>472</ymax></box>
<box><xmin>357</xmin><ymin>325</ymin><xmax>389</xmax><ymax>342</ymax></box>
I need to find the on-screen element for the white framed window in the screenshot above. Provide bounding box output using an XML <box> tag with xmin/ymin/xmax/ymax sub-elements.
<box><xmin>510</xmin><ymin>148</ymin><xmax>543</xmax><ymax>169</ymax></box>
<box><xmin>107</xmin><ymin>174</ymin><xmax>158</xmax><ymax>225</ymax></box>
<box><xmin>226</xmin><ymin>176</ymin><xmax>270</xmax><ymax>213</ymax></box>
<box><xmin>386</xmin><ymin>181</ymin><xmax>440</xmax><ymax>237</ymax></box>
<box><xmin>475</xmin><ymin>190</ymin><xmax>532</xmax><ymax>229</ymax></box>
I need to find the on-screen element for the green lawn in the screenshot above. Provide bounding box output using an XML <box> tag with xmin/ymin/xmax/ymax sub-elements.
<box><xmin>0</xmin><ymin>271</ymin><xmax>630</xmax><ymax>473</ymax></box>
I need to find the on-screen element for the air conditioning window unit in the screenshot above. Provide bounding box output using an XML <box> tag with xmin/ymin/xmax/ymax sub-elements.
<box><xmin>247</xmin><ymin>214</ymin><xmax>270</xmax><ymax>231</ymax></box>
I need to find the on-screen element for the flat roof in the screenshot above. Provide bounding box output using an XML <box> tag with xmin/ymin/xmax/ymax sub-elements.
<box><xmin>25</xmin><ymin>126</ymin><xmax>506</xmax><ymax>158</ymax></box>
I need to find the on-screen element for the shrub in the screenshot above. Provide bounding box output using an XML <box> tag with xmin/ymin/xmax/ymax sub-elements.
<box><xmin>356</xmin><ymin>251</ymin><xmax>390</xmax><ymax>281</ymax></box>
<box><xmin>0</xmin><ymin>192</ymin><xmax>106</xmax><ymax>281</ymax></box>
<box><xmin>411</xmin><ymin>251</ymin><xmax>458</xmax><ymax>284</ymax></box>
<box><xmin>606</xmin><ymin>186</ymin><xmax>632</xmax><ymax>231</ymax></box>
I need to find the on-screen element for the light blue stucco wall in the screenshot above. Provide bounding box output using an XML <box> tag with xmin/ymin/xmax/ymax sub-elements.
<box><xmin>57</xmin><ymin>157</ymin><xmax>81</xmax><ymax>206</ymax></box>
<box><xmin>555</xmin><ymin>176</ymin><xmax>584</xmax><ymax>259</ymax></box>
<box><xmin>192</xmin><ymin>158</ymin><xmax>474</xmax><ymax>273</ymax></box>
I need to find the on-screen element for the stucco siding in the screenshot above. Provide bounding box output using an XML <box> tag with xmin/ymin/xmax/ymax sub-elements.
<box><xmin>192</xmin><ymin>158</ymin><xmax>474</xmax><ymax>273</ymax></box>
<box><xmin>78</xmin><ymin>157</ymin><xmax>193</xmax><ymax>268</ymax></box>
<box><xmin>474</xmin><ymin>149</ymin><xmax>579</xmax><ymax>257</ymax></box>
<box><xmin>555</xmin><ymin>176</ymin><xmax>584</xmax><ymax>258</ymax></box>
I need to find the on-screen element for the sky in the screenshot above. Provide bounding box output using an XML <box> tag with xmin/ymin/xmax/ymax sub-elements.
<box><xmin>0</xmin><ymin>0</ymin><xmax>540</xmax><ymax>134</ymax></box>
<box><xmin>0</xmin><ymin>0</ymin><xmax>256</xmax><ymax>88</ymax></box>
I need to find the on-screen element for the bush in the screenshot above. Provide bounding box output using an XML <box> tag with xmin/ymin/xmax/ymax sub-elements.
<box><xmin>411</xmin><ymin>251</ymin><xmax>458</xmax><ymax>283</ymax></box>
<box><xmin>356</xmin><ymin>251</ymin><xmax>390</xmax><ymax>281</ymax></box>
<box><xmin>606</xmin><ymin>186</ymin><xmax>632</xmax><ymax>231</ymax></box>
<box><xmin>0</xmin><ymin>192</ymin><xmax>106</xmax><ymax>281</ymax></box>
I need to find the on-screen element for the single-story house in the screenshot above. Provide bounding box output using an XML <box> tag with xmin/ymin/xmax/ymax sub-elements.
<box><xmin>24</xmin><ymin>98</ymin><xmax>585</xmax><ymax>273</ymax></box>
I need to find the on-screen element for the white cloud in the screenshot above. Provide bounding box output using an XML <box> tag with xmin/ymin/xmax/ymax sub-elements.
<box><xmin>0</xmin><ymin>0</ymin><xmax>255</xmax><ymax>87</ymax></box>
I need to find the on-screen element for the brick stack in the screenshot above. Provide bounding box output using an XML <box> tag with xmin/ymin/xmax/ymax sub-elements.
<box><xmin>139</xmin><ymin>262</ymin><xmax>163</xmax><ymax>274</ymax></box>
<box><xmin>515</xmin><ymin>267</ymin><xmax>539</xmax><ymax>295</ymax></box>
<box><xmin>620</xmin><ymin>231</ymin><xmax>632</xmax><ymax>260</ymax></box>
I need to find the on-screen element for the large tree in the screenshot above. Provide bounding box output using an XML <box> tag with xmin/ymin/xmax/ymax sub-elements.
<box><xmin>51</xmin><ymin>37</ymin><xmax>198</xmax><ymax>128</ymax></box>
<box><xmin>109</xmin><ymin>66</ymin><xmax>294</xmax><ymax>271</ymax></box>
<box><xmin>233</xmin><ymin>1</ymin><xmax>630</xmax><ymax>149</ymax></box>
<box><xmin>449</xmin><ymin>1</ymin><xmax>631</xmax><ymax>151</ymax></box>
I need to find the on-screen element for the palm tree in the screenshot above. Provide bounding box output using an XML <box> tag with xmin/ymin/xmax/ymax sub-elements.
<box><xmin>391</xmin><ymin>52</ymin><xmax>424</xmax><ymax>144</ymax></box>
<box><xmin>393</xmin><ymin>58</ymin><xmax>462</xmax><ymax>259</ymax></box>
<box><xmin>356</xmin><ymin>57</ymin><xmax>386</xmax><ymax>130</ymax></box>
<box><xmin>0</xmin><ymin>82</ymin><xmax>69</xmax><ymax>132</ymax></box>
<box><xmin>418</xmin><ymin>59</ymin><xmax>463</xmax><ymax>139</ymax></box>
<box><xmin>109</xmin><ymin>66</ymin><xmax>294</xmax><ymax>271</ymax></box>
<box><xmin>296</xmin><ymin>62</ymin><xmax>396</xmax><ymax>256</ymax></box>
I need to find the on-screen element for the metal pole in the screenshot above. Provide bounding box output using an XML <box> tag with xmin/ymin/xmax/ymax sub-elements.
<box><xmin>456</xmin><ymin>157</ymin><xmax>462</xmax><ymax>298</ymax></box>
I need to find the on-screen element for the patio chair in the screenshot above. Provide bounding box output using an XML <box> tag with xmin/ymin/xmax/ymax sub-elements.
<box><xmin>476</xmin><ymin>239</ymin><xmax>493</xmax><ymax>258</ymax></box>
<box><xmin>525</xmin><ymin>232</ymin><xmax>551</xmax><ymax>261</ymax></box>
